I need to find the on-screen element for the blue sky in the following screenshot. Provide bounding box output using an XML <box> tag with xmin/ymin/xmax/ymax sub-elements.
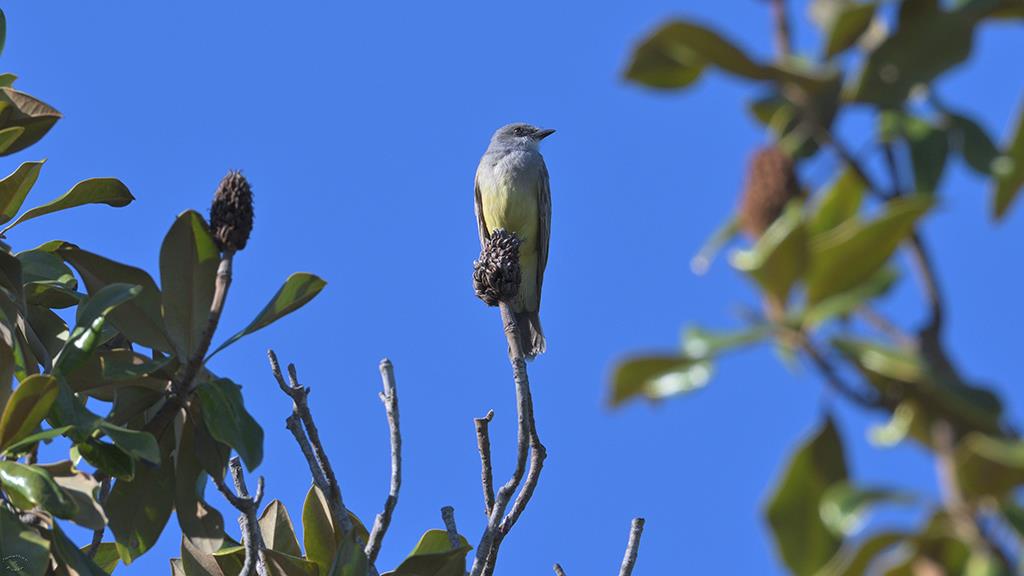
<box><xmin>3</xmin><ymin>1</ymin><xmax>1023</xmax><ymax>574</ymax></box>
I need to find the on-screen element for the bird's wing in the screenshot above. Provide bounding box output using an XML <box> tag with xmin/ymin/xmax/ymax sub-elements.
<box><xmin>536</xmin><ymin>161</ymin><xmax>551</xmax><ymax>304</ymax></box>
<box><xmin>474</xmin><ymin>172</ymin><xmax>490</xmax><ymax>248</ymax></box>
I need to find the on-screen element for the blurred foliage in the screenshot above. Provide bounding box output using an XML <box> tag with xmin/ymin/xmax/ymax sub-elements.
<box><xmin>615</xmin><ymin>0</ymin><xmax>1024</xmax><ymax>574</ymax></box>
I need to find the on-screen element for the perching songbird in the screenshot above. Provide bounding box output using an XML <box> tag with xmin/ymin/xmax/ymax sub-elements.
<box><xmin>474</xmin><ymin>123</ymin><xmax>554</xmax><ymax>359</ymax></box>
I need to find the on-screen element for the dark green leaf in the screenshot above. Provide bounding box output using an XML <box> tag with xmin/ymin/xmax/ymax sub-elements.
<box><xmin>902</xmin><ymin>117</ymin><xmax>949</xmax><ymax>192</ymax></box>
<box><xmin>954</xmin><ymin>433</ymin><xmax>1024</xmax><ymax>499</ymax></box>
<box><xmin>264</xmin><ymin>549</ymin><xmax>320</xmax><ymax>576</ymax></box>
<box><xmin>1</xmin><ymin>178</ymin><xmax>133</xmax><ymax>235</ymax></box>
<box><xmin>0</xmin><ymin>88</ymin><xmax>61</xmax><ymax>156</ymax></box>
<box><xmin>99</xmin><ymin>421</ymin><xmax>160</xmax><ymax>465</ymax></box>
<box><xmin>58</xmin><ymin>243</ymin><xmax>172</xmax><ymax>352</ymax></box>
<box><xmin>0</xmin><ymin>507</ymin><xmax>50</xmax><ymax>576</ymax></box>
<box><xmin>1</xmin><ymin>425</ymin><xmax>72</xmax><ymax>457</ymax></box>
<box><xmin>949</xmin><ymin>113</ymin><xmax>1000</xmax><ymax>176</ymax></box>
<box><xmin>82</xmin><ymin>542</ymin><xmax>121</xmax><ymax>574</ymax></box>
<box><xmin>106</xmin><ymin>427</ymin><xmax>175</xmax><ymax>564</ymax></box>
<box><xmin>806</xmin><ymin>196</ymin><xmax>932</xmax><ymax>304</ymax></box>
<box><xmin>175</xmin><ymin>418</ymin><xmax>224</xmax><ymax>554</ymax></box>
<box><xmin>0</xmin><ymin>126</ymin><xmax>25</xmax><ymax>155</ymax></box>
<box><xmin>731</xmin><ymin>201</ymin><xmax>807</xmax><ymax>304</ymax></box>
<box><xmin>383</xmin><ymin>530</ymin><xmax>472</xmax><ymax>576</ymax></box>
<box><xmin>993</xmin><ymin>98</ymin><xmax>1024</xmax><ymax>219</ymax></box>
<box><xmin>609</xmin><ymin>355</ymin><xmax>711</xmax><ymax>407</ymax></box>
<box><xmin>51</xmin><ymin>520</ymin><xmax>110</xmax><ymax>575</ymax></box>
<box><xmin>303</xmin><ymin>485</ymin><xmax>338</xmax><ymax>576</ymax></box>
<box><xmin>39</xmin><ymin>461</ymin><xmax>107</xmax><ymax>531</ymax></box>
<box><xmin>259</xmin><ymin>500</ymin><xmax>301</xmax><ymax>557</ymax></box>
<box><xmin>765</xmin><ymin>417</ymin><xmax>847</xmax><ymax>576</ymax></box>
<box><xmin>0</xmin><ymin>460</ymin><xmax>78</xmax><ymax>518</ymax></box>
<box><xmin>824</xmin><ymin>3</ymin><xmax>876</xmax><ymax>58</ymax></box>
<box><xmin>0</xmin><ymin>373</ymin><xmax>57</xmax><ymax>452</ymax></box>
<box><xmin>851</xmin><ymin>5</ymin><xmax>981</xmax><ymax>106</ymax></box>
<box><xmin>196</xmin><ymin>378</ymin><xmax>263</xmax><ymax>471</ymax></box>
<box><xmin>78</xmin><ymin>439</ymin><xmax>135</xmax><ymax>481</ymax></box>
<box><xmin>160</xmin><ymin>210</ymin><xmax>219</xmax><ymax>359</ymax></box>
<box><xmin>180</xmin><ymin>535</ymin><xmax>226</xmax><ymax>576</ymax></box>
<box><xmin>208</xmin><ymin>273</ymin><xmax>327</xmax><ymax>359</ymax></box>
<box><xmin>0</xmin><ymin>160</ymin><xmax>43</xmax><ymax>226</ymax></box>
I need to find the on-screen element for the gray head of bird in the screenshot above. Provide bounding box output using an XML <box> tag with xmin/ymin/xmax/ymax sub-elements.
<box><xmin>489</xmin><ymin>123</ymin><xmax>556</xmax><ymax>151</ymax></box>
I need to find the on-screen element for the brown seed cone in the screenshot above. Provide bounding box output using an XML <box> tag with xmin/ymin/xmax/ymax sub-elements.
<box><xmin>738</xmin><ymin>147</ymin><xmax>801</xmax><ymax>239</ymax></box>
<box><xmin>473</xmin><ymin>229</ymin><xmax>522</xmax><ymax>307</ymax></box>
<box><xmin>209</xmin><ymin>170</ymin><xmax>254</xmax><ymax>252</ymax></box>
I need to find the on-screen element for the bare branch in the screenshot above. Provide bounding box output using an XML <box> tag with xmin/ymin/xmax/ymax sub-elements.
<box><xmin>366</xmin><ymin>359</ymin><xmax>402</xmax><ymax>565</ymax></box>
<box><xmin>475</xmin><ymin>410</ymin><xmax>495</xmax><ymax>516</ymax></box>
<box><xmin>213</xmin><ymin>457</ymin><xmax>268</xmax><ymax>576</ymax></box>
<box><xmin>441</xmin><ymin>506</ymin><xmax>460</xmax><ymax>550</ymax></box>
<box><xmin>618</xmin><ymin>518</ymin><xmax>646</xmax><ymax>576</ymax></box>
<box><xmin>471</xmin><ymin>301</ymin><xmax>546</xmax><ymax>576</ymax></box>
<box><xmin>553</xmin><ymin>564</ymin><xmax>567</xmax><ymax>576</ymax></box>
<box><xmin>177</xmin><ymin>252</ymin><xmax>234</xmax><ymax>395</ymax></box>
<box><xmin>267</xmin><ymin>350</ymin><xmax>352</xmax><ymax>537</ymax></box>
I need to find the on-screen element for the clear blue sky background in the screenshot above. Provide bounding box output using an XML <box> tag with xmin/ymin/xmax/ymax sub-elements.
<box><xmin>3</xmin><ymin>2</ymin><xmax>1023</xmax><ymax>574</ymax></box>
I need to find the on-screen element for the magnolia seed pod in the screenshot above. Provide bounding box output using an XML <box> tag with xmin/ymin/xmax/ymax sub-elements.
<box><xmin>209</xmin><ymin>170</ymin><xmax>254</xmax><ymax>252</ymax></box>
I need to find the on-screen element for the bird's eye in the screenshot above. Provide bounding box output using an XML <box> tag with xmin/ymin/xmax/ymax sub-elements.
<box><xmin>514</xmin><ymin>127</ymin><xmax>525</xmax><ymax>136</ymax></box>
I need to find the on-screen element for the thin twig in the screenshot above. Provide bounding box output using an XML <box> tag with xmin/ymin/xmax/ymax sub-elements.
<box><xmin>366</xmin><ymin>359</ymin><xmax>402</xmax><ymax>565</ymax></box>
<box><xmin>86</xmin><ymin>476</ymin><xmax>111</xmax><ymax>559</ymax></box>
<box><xmin>553</xmin><ymin>564</ymin><xmax>567</xmax><ymax>576</ymax></box>
<box><xmin>475</xmin><ymin>410</ymin><xmax>495</xmax><ymax>516</ymax></box>
<box><xmin>213</xmin><ymin>457</ymin><xmax>267</xmax><ymax>576</ymax></box>
<box><xmin>857</xmin><ymin>306</ymin><xmax>916</xmax><ymax>349</ymax></box>
<box><xmin>470</xmin><ymin>301</ymin><xmax>546</xmax><ymax>576</ymax></box>
<box><xmin>768</xmin><ymin>0</ymin><xmax>792</xmax><ymax>57</ymax></box>
<box><xmin>618</xmin><ymin>518</ymin><xmax>646</xmax><ymax>576</ymax></box>
<box><xmin>441</xmin><ymin>506</ymin><xmax>460</xmax><ymax>550</ymax></box>
<box><xmin>268</xmin><ymin>350</ymin><xmax>352</xmax><ymax>537</ymax></box>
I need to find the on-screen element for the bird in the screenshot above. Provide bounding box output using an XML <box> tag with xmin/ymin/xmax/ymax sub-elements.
<box><xmin>474</xmin><ymin>123</ymin><xmax>554</xmax><ymax>359</ymax></box>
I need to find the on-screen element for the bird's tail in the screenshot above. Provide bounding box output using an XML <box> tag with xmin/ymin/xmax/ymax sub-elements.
<box><xmin>515</xmin><ymin>311</ymin><xmax>546</xmax><ymax>360</ymax></box>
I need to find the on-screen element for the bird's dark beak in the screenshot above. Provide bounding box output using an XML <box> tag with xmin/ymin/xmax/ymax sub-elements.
<box><xmin>535</xmin><ymin>128</ymin><xmax>556</xmax><ymax>140</ymax></box>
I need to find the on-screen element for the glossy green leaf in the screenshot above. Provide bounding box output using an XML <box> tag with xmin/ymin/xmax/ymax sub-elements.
<box><xmin>0</xmin><ymin>460</ymin><xmax>78</xmax><ymax>518</ymax></box>
<box><xmin>39</xmin><ymin>461</ymin><xmax>107</xmax><ymax>531</ymax></box>
<box><xmin>765</xmin><ymin>417</ymin><xmax>847</xmax><ymax>576</ymax></box>
<box><xmin>0</xmin><ymin>126</ymin><xmax>24</xmax><ymax>155</ymax></box>
<box><xmin>59</xmin><ymin>243</ymin><xmax>172</xmax><ymax>352</ymax></box>
<box><xmin>824</xmin><ymin>3</ymin><xmax>876</xmax><ymax>58</ymax></box>
<box><xmin>259</xmin><ymin>500</ymin><xmax>302</xmax><ymax>557</ymax></box>
<box><xmin>53</xmin><ymin>282</ymin><xmax>141</xmax><ymax>375</ymax></box>
<box><xmin>1</xmin><ymin>424</ymin><xmax>72</xmax><ymax>457</ymax></box>
<box><xmin>851</xmin><ymin>5</ymin><xmax>982</xmax><ymax>106</ymax></box>
<box><xmin>0</xmin><ymin>9</ymin><xmax>5</xmax><ymax>57</ymax></box>
<box><xmin>0</xmin><ymin>160</ymin><xmax>43</xmax><ymax>226</ymax></box>
<box><xmin>0</xmin><ymin>373</ymin><xmax>57</xmax><ymax>452</ymax></box>
<box><xmin>954</xmin><ymin>433</ymin><xmax>1024</xmax><ymax>499</ymax></box>
<box><xmin>303</xmin><ymin>485</ymin><xmax>338</xmax><ymax>576</ymax></box>
<box><xmin>99</xmin><ymin>420</ymin><xmax>160</xmax><ymax>465</ymax></box>
<box><xmin>0</xmin><ymin>87</ymin><xmax>61</xmax><ymax>156</ymax></box>
<box><xmin>51</xmin><ymin>520</ymin><xmax>110</xmax><ymax>575</ymax></box>
<box><xmin>868</xmin><ymin>401</ymin><xmax>921</xmax><ymax>447</ymax></box>
<box><xmin>682</xmin><ymin>325</ymin><xmax>769</xmax><ymax>360</ymax></box>
<box><xmin>384</xmin><ymin>529</ymin><xmax>472</xmax><ymax>576</ymax></box>
<box><xmin>208</xmin><ymin>272</ymin><xmax>327</xmax><ymax>359</ymax></box>
<box><xmin>196</xmin><ymin>378</ymin><xmax>263</xmax><ymax>471</ymax></box>
<box><xmin>806</xmin><ymin>196</ymin><xmax>932</xmax><ymax>304</ymax></box>
<box><xmin>609</xmin><ymin>355</ymin><xmax>711</xmax><ymax>407</ymax></box>
<box><xmin>264</xmin><ymin>549</ymin><xmax>320</xmax><ymax>576</ymax></box>
<box><xmin>803</xmin><ymin>267</ymin><xmax>897</xmax><ymax>328</ymax></box>
<box><xmin>731</xmin><ymin>201</ymin><xmax>807</xmax><ymax>304</ymax></box>
<box><xmin>106</xmin><ymin>428</ymin><xmax>175</xmax><ymax>564</ymax></box>
<box><xmin>82</xmin><ymin>542</ymin><xmax>121</xmax><ymax>574</ymax></box>
<box><xmin>160</xmin><ymin>210</ymin><xmax>219</xmax><ymax>359</ymax></box>
<box><xmin>809</xmin><ymin>169</ymin><xmax>865</xmax><ymax>236</ymax></box>
<box><xmin>814</xmin><ymin>531</ymin><xmax>909</xmax><ymax>576</ymax></box>
<box><xmin>2</xmin><ymin>178</ymin><xmax>133</xmax><ymax>236</ymax></box>
<box><xmin>819</xmin><ymin>482</ymin><xmax>916</xmax><ymax>536</ymax></box>
<box><xmin>993</xmin><ymin>98</ymin><xmax>1024</xmax><ymax>219</ymax></box>
<box><xmin>79</xmin><ymin>439</ymin><xmax>135</xmax><ymax>481</ymax></box>
<box><xmin>180</xmin><ymin>535</ymin><xmax>226</xmax><ymax>576</ymax></box>
<box><xmin>626</xmin><ymin>20</ymin><xmax>807</xmax><ymax>90</ymax></box>
<box><xmin>0</xmin><ymin>507</ymin><xmax>50</xmax><ymax>576</ymax></box>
